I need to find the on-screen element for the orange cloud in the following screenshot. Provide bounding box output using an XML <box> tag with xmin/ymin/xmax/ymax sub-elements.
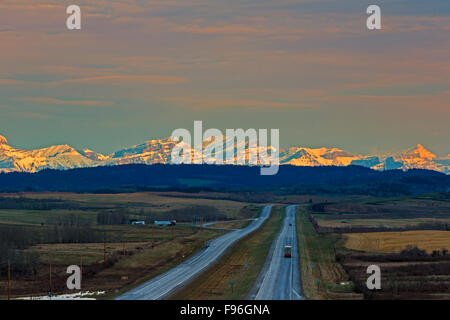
<box><xmin>163</xmin><ymin>96</ymin><xmax>316</xmax><ymax>110</ymax></box>
<box><xmin>59</xmin><ymin>74</ymin><xmax>187</xmax><ymax>85</ymax></box>
<box><xmin>16</xmin><ymin>97</ymin><xmax>114</xmax><ymax>107</ymax></box>
<box><xmin>9</xmin><ymin>111</ymin><xmax>53</xmax><ymax>119</ymax></box>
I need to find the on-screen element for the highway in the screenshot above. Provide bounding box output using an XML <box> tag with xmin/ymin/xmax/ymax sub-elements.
<box><xmin>116</xmin><ymin>205</ymin><xmax>272</xmax><ymax>300</ymax></box>
<box><xmin>253</xmin><ymin>205</ymin><xmax>303</xmax><ymax>300</ymax></box>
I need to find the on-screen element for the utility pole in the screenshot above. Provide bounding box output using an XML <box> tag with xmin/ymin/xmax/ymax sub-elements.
<box><xmin>49</xmin><ymin>262</ymin><xmax>52</xmax><ymax>295</ymax></box>
<box><xmin>200</xmin><ymin>217</ymin><xmax>203</xmax><ymax>233</ymax></box>
<box><xmin>122</xmin><ymin>238</ymin><xmax>125</xmax><ymax>255</ymax></box>
<box><xmin>151</xmin><ymin>224</ymin><xmax>154</xmax><ymax>247</ymax></box>
<box><xmin>7</xmin><ymin>261</ymin><xmax>11</xmax><ymax>300</ymax></box>
<box><xmin>80</xmin><ymin>254</ymin><xmax>83</xmax><ymax>283</ymax></box>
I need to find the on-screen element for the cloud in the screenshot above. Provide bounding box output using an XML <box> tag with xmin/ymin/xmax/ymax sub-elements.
<box><xmin>163</xmin><ymin>96</ymin><xmax>316</xmax><ymax>110</ymax></box>
<box><xmin>16</xmin><ymin>97</ymin><xmax>114</xmax><ymax>107</ymax></box>
<box><xmin>58</xmin><ymin>74</ymin><xmax>187</xmax><ymax>85</ymax></box>
<box><xmin>9</xmin><ymin>111</ymin><xmax>53</xmax><ymax>119</ymax></box>
<box><xmin>0</xmin><ymin>79</ymin><xmax>27</xmax><ymax>85</ymax></box>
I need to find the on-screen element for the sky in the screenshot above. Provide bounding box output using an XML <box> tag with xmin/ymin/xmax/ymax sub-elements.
<box><xmin>0</xmin><ymin>0</ymin><xmax>449</xmax><ymax>156</ymax></box>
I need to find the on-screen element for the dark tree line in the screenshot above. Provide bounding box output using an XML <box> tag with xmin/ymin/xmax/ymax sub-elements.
<box><xmin>0</xmin><ymin>224</ymin><xmax>115</xmax><ymax>247</ymax></box>
<box><xmin>97</xmin><ymin>210</ymin><xmax>129</xmax><ymax>225</ymax></box>
<box><xmin>44</xmin><ymin>213</ymin><xmax>92</xmax><ymax>226</ymax></box>
<box><xmin>0</xmin><ymin>245</ymin><xmax>40</xmax><ymax>277</ymax></box>
<box><xmin>0</xmin><ymin>164</ymin><xmax>447</xmax><ymax>196</ymax></box>
<box><xmin>0</xmin><ymin>223</ymin><xmax>117</xmax><ymax>277</ymax></box>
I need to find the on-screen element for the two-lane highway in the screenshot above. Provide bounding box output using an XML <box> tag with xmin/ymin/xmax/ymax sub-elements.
<box><xmin>253</xmin><ymin>205</ymin><xmax>303</xmax><ymax>300</ymax></box>
<box><xmin>116</xmin><ymin>205</ymin><xmax>272</xmax><ymax>300</ymax></box>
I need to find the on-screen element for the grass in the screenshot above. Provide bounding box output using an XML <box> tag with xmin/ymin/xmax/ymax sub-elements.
<box><xmin>169</xmin><ymin>206</ymin><xmax>284</xmax><ymax>300</ymax></box>
<box><xmin>97</xmin><ymin>223</ymin><xmax>200</xmax><ymax>242</ymax></box>
<box><xmin>0</xmin><ymin>209</ymin><xmax>98</xmax><ymax>226</ymax></box>
<box><xmin>3</xmin><ymin>226</ymin><xmax>224</xmax><ymax>299</ymax></box>
<box><xmin>313</xmin><ymin>216</ymin><xmax>450</xmax><ymax>229</ymax></box>
<box><xmin>2</xmin><ymin>192</ymin><xmax>250</xmax><ymax>219</ymax></box>
<box><xmin>0</xmin><ymin>191</ymin><xmax>258</xmax><ymax>299</ymax></box>
<box><xmin>343</xmin><ymin>230</ymin><xmax>450</xmax><ymax>253</ymax></box>
<box><xmin>205</xmin><ymin>220</ymin><xmax>252</xmax><ymax>229</ymax></box>
<box><xmin>103</xmin><ymin>229</ymin><xmax>223</xmax><ymax>299</ymax></box>
<box><xmin>296</xmin><ymin>207</ymin><xmax>358</xmax><ymax>299</ymax></box>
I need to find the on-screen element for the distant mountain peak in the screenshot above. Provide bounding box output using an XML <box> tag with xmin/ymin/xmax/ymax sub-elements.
<box><xmin>0</xmin><ymin>135</ymin><xmax>8</xmax><ymax>145</ymax></box>
<box><xmin>403</xmin><ymin>144</ymin><xmax>436</xmax><ymax>160</ymax></box>
<box><xmin>0</xmin><ymin>133</ymin><xmax>448</xmax><ymax>174</ymax></box>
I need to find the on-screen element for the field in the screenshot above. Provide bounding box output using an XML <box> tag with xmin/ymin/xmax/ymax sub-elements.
<box><xmin>325</xmin><ymin>193</ymin><xmax>450</xmax><ymax>299</ymax></box>
<box><xmin>2</xmin><ymin>190</ymin><xmax>450</xmax><ymax>300</ymax></box>
<box><xmin>314</xmin><ymin>216</ymin><xmax>450</xmax><ymax>230</ymax></box>
<box><xmin>343</xmin><ymin>230</ymin><xmax>450</xmax><ymax>253</ymax></box>
<box><xmin>295</xmin><ymin>207</ymin><xmax>360</xmax><ymax>300</ymax></box>
<box><xmin>1</xmin><ymin>223</ymin><xmax>224</xmax><ymax>299</ymax></box>
<box><xmin>0</xmin><ymin>191</ymin><xmax>262</xmax><ymax>299</ymax></box>
<box><xmin>170</xmin><ymin>206</ymin><xmax>283</xmax><ymax>300</ymax></box>
<box><xmin>0</xmin><ymin>191</ymin><xmax>250</xmax><ymax>220</ymax></box>
<box><xmin>0</xmin><ymin>209</ymin><xmax>98</xmax><ymax>226</ymax></box>
<box><xmin>337</xmin><ymin>246</ymin><xmax>450</xmax><ymax>299</ymax></box>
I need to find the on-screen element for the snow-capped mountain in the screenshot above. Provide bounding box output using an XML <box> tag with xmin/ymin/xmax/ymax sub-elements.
<box><xmin>346</xmin><ymin>144</ymin><xmax>449</xmax><ymax>174</ymax></box>
<box><xmin>0</xmin><ymin>134</ymin><xmax>448</xmax><ymax>174</ymax></box>
<box><xmin>279</xmin><ymin>147</ymin><xmax>361</xmax><ymax>167</ymax></box>
<box><xmin>0</xmin><ymin>135</ymin><xmax>102</xmax><ymax>173</ymax></box>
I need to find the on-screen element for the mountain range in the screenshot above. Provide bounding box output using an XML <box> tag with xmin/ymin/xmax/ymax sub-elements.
<box><xmin>0</xmin><ymin>134</ymin><xmax>448</xmax><ymax>174</ymax></box>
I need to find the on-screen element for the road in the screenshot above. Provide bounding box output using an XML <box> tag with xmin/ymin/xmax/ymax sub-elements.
<box><xmin>116</xmin><ymin>205</ymin><xmax>272</xmax><ymax>300</ymax></box>
<box><xmin>253</xmin><ymin>205</ymin><xmax>303</xmax><ymax>300</ymax></box>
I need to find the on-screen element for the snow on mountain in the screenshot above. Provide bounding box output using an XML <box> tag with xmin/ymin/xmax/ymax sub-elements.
<box><xmin>280</xmin><ymin>147</ymin><xmax>361</xmax><ymax>167</ymax></box>
<box><xmin>0</xmin><ymin>133</ymin><xmax>448</xmax><ymax>174</ymax></box>
<box><xmin>107</xmin><ymin>137</ymin><xmax>178</xmax><ymax>165</ymax></box>
<box><xmin>77</xmin><ymin>148</ymin><xmax>108</xmax><ymax>162</ymax></box>
<box><xmin>0</xmin><ymin>135</ymin><xmax>103</xmax><ymax>173</ymax></box>
<box><xmin>0</xmin><ymin>135</ymin><xmax>8</xmax><ymax>145</ymax></box>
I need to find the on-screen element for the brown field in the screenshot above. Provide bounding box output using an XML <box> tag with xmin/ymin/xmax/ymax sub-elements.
<box><xmin>0</xmin><ymin>192</ymin><xmax>250</xmax><ymax>218</ymax></box>
<box><xmin>2</xmin><ymin>228</ymin><xmax>223</xmax><ymax>299</ymax></box>
<box><xmin>313</xmin><ymin>198</ymin><xmax>450</xmax><ymax>218</ymax></box>
<box><xmin>315</xmin><ymin>217</ymin><xmax>450</xmax><ymax>229</ymax></box>
<box><xmin>344</xmin><ymin>230</ymin><xmax>450</xmax><ymax>253</ymax></box>
<box><xmin>0</xmin><ymin>191</ymin><xmax>257</xmax><ymax>299</ymax></box>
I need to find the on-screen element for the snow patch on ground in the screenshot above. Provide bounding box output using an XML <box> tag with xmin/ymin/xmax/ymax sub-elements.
<box><xmin>16</xmin><ymin>291</ymin><xmax>105</xmax><ymax>300</ymax></box>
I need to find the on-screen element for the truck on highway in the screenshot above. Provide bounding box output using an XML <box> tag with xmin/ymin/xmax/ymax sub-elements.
<box><xmin>284</xmin><ymin>245</ymin><xmax>292</xmax><ymax>258</ymax></box>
